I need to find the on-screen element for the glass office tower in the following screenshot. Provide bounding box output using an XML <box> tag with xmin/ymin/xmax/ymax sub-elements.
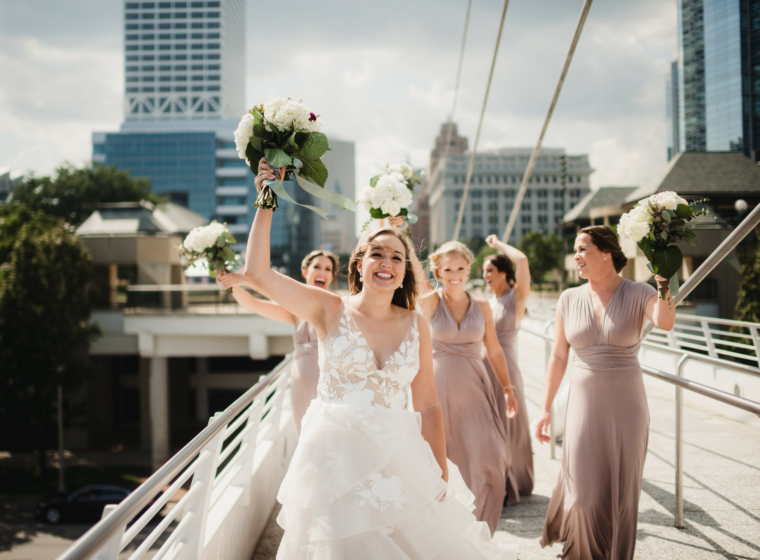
<box><xmin>675</xmin><ymin>0</ymin><xmax>760</xmax><ymax>160</ymax></box>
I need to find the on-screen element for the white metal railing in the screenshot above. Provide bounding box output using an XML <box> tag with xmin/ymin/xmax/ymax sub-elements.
<box><xmin>55</xmin><ymin>355</ymin><xmax>295</xmax><ymax>560</ymax></box>
<box><xmin>522</xmin><ymin>321</ymin><xmax>760</xmax><ymax>530</ymax></box>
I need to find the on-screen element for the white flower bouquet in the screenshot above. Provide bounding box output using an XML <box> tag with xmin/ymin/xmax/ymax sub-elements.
<box><xmin>176</xmin><ymin>221</ymin><xmax>238</xmax><ymax>290</ymax></box>
<box><xmin>618</xmin><ymin>191</ymin><xmax>709</xmax><ymax>298</ymax></box>
<box><xmin>233</xmin><ymin>97</ymin><xmax>355</xmax><ymax>218</ymax></box>
<box><xmin>360</xmin><ymin>163</ymin><xmax>422</xmax><ymax>230</ymax></box>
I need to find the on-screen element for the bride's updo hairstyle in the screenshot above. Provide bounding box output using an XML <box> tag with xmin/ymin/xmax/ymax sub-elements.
<box><xmin>483</xmin><ymin>254</ymin><xmax>517</xmax><ymax>287</ymax></box>
<box><xmin>579</xmin><ymin>225</ymin><xmax>628</xmax><ymax>273</ymax></box>
<box><xmin>428</xmin><ymin>241</ymin><xmax>474</xmax><ymax>280</ymax></box>
<box><xmin>348</xmin><ymin>226</ymin><xmax>418</xmax><ymax>310</ymax></box>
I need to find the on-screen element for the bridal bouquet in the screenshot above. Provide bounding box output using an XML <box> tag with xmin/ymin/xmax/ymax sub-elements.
<box><xmin>233</xmin><ymin>97</ymin><xmax>355</xmax><ymax>218</ymax></box>
<box><xmin>618</xmin><ymin>191</ymin><xmax>709</xmax><ymax>299</ymax></box>
<box><xmin>360</xmin><ymin>163</ymin><xmax>422</xmax><ymax>229</ymax></box>
<box><xmin>176</xmin><ymin>221</ymin><xmax>238</xmax><ymax>290</ymax></box>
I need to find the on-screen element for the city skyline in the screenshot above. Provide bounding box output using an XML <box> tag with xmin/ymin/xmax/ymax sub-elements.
<box><xmin>2</xmin><ymin>0</ymin><xmax>677</xmax><ymax>201</ymax></box>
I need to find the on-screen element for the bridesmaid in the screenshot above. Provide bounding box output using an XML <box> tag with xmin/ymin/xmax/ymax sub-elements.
<box><xmin>535</xmin><ymin>226</ymin><xmax>675</xmax><ymax>560</ymax></box>
<box><xmin>482</xmin><ymin>234</ymin><xmax>534</xmax><ymax>506</ymax></box>
<box><xmin>216</xmin><ymin>250</ymin><xmax>338</xmax><ymax>434</ymax></box>
<box><xmin>418</xmin><ymin>241</ymin><xmax>518</xmax><ymax>535</ymax></box>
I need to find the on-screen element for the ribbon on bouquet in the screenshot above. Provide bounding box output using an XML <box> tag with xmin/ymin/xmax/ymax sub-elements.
<box><xmin>262</xmin><ymin>158</ymin><xmax>357</xmax><ymax>220</ymax></box>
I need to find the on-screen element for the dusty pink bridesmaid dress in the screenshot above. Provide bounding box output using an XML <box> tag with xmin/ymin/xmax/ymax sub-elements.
<box><xmin>430</xmin><ymin>290</ymin><xmax>510</xmax><ymax>534</ymax></box>
<box><xmin>541</xmin><ymin>279</ymin><xmax>657</xmax><ymax>560</ymax></box>
<box><xmin>290</xmin><ymin>319</ymin><xmax>319</xmax><ymax>435</ymax></box>
<box><xmin>483</xmin><ymin>288</ymin><xmax>534</xmax><ymax>506</ymax></box>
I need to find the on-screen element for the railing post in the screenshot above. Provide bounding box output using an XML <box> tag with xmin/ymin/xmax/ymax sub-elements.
<box><xmin>675</xmin><ymin>354</ymin><xmax>688</xmax><ymax>529</ymax></box>
<box><xmin>268</xmin><ymin>372</ymin><xmax>287</xmax><ymax>436</ymax></box>
<box><xmin>701</xmin><ymin>320</ymin><xmax>718</xmax><ymax>358</ymax></box>
<box><xmin>749</xmin><ymin>326</ymin><xmax>760</xmax><ymax>368</ymax></box>
<box><xmin>175</xmin><ymin>412</ymin><xmax>225</xmax><ymax>560</ymax></box>
<box><xmin>92</xmin><ymin>505</ymin><xmax>124</xmax><ymax>560</ymax></box>
<box><xmin>241</xmin><ymin>398</ymin><xmax>263</xmax><ymax>507</ymax></box>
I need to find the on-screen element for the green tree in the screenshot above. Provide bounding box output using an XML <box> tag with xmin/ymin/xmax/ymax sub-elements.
<box><xmin>11</xmin><ymin>163</ymin><xmax>164</xmax><ymax>228</ymax></box>
<box><xmin>471</xmin><ymin>244</ymin><xmax>497</xmax><ymax>278</ymax></box>
<box><xmin>0</xmin><ymin>206</ymin><xmax>100</xmax><ymax>479</ymax></box>
<box><xmin>734</xmin><ymin>238</ymin><xmax>760</xmax><ymax>324</ymax></box>
<box><xmin>519</xmin><ymin>232</ymin><xmax>563</xmax><ymax>283</ymax></box>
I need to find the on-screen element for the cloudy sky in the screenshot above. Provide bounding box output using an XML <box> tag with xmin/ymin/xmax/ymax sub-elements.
<box><xmin>0</xmin><ymin>0</ymin><xmax>677</xmax><ymax>194</ymax></box>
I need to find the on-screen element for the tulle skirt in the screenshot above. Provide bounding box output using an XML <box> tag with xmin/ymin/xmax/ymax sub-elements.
<box><xmin>276</xmin><ymin>398</ymin><xmax>517</xmax><ymax>559</ymax></box>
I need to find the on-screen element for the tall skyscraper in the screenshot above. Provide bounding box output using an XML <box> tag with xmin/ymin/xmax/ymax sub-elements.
<box><xmin>666</xmin><ymin>60</ymin><xmax>680</xmax><ymax>160</ymax></box>
<box><xmin>123</xmin><ymin>0</ymin><xmax>244</xmax><ymax>121</ymax></box>
<box><xmin>672</xmin><ymin>0</ymin><xmax>760</xmax><ymax>160</ymax></box>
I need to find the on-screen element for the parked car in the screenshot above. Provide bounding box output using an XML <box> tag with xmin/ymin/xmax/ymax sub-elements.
<box><xmin>36</xmin><ymin>485</ymin><xmax>132</xmax><ymax>524</ymax></box>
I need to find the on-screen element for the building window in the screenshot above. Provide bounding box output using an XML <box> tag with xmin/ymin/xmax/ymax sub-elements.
<box><xmin>126</xmin><ymin>44</ymin><xmax>139</xmax><ymax>51</ymax></box>
<box><xmin>568</xmin><ymin>176</ymin><xmax>574</xmax><ymax>183</ymax></box>
<box><xmin>554</xmin><ymin>202</ymin><xmax>563</xmax><ymax>211</ymax></box>
<box><xmin>486</xmin><ymin>176</ymin><xmax>492</xmax><ymax>184</ymax></box>
<box><xmin>505</xmin><ymin>202</ymin><xmax>513</xmax><ymax>211</ymax></box>
<box><xmin>472</xmin><ymin>216</ymin><xmax>482</xmax><ymax>225</ymax></box>
<box><xmin>159</xmin><ymin>64</ymin><xmax>171</xmax><ymax>71</ymax></box>
<box><xmin>207</xmin><ymin>22</ymin><xmax>220</xmax><ymax>28</ymax></box>
<box><xmin>174</xmin><ymin>86</ymin><xmax>187</xmax><ymax>91</ymax></box>
<box><xmin>159</xmin><ymin>2</ymin><xmax>171</xmax><ymax>7</ymax></box>
<box><xmin>192</xmin><ymin>22</ymin><xmax>203</xmax><ymax>28</ymax></box>
<box><xmin>538</xmin><ymin>201</ymin><xmax>547</xmax><ymax>211</ymax></box>
<box><xmin>175</xmin><ymin>33</ymin><xmax>187</xmax><ymax>39</ymax></box>
<box><xmin>159</xmin><ymin>12</ymin><xmax>171</xmax><ymax>19</ymax></box>
<box><xmin>126</xmin><ymin>23</ymin><xmax>139</xmax><ymax>30</ymax></box>
<box><xmin>174</xmin><ymin>44</ymin><xmax>187</xmax><ymax>49</ymax></box>
<box><xmin>174</xmin><ymin>54</ymin><xmax>187</xmax><ymax>60</ymax></box>
<box><xmin>126</xmin><ymin>65</ymin><xmax>139</xmax><ymax>72</ymax></box>
<box><xmin>472</xmin><ymin>203</ymin><xmax>482</xmax><ymax>212</ymax></box>
<box><xmin>174</xmin><ymin>12</ymin><xmax>187</xmax><ymax>18</ymax></box>
<box><xmin>141</xmin><ymin>13</ymin><xmax>155</xmax><ymax>19</ymax></box>
<box><xmin>142</xmin><ymin>75</ymin><xmax>155</xmax><ymax>82</ymax></box>
<box><xmin>489</xmin><ymin>215</ymin><xmax>498</xmax><ymax>224</ymax></box>
<box><xmin>487</xmin><ymin>189</ymin><xmax>498</xmax><ymax>198</ymax></box>
<box><xmin>126</xmin><ymin>76</ymin><xmax>139</xmax><ymax>83</ymax></box>
<box><xmin>192</xmin><ymin>64</ymin><xmax>203</xmax><ymax>70</ymax></box>
<box><xmin>175</xmin><ymin>75</ymin><xmax>187</xmax><ymax>81</ymax></box>
<box><xmin>142</xmin><ymin>33</ymin><xmax>155</xmax><ymax>40</ymax></box>
<box><xmin>538</xmin><ymin>215</ymin><xmax>548</xmax><ymax>225</ymax></box>
<box><xmin>142</xmin><ymin>54</ymin><xmax>155</xmax><ymax>61</ymax></box>
<box><xmin>207</xmin><ymin>85</ymin><xmax>219</xmax><ymax>91</ymax></box>
<box><xmin>455</xmin><ymin>190</ymin><xmax>463</xmax><ymax>199</ymax></box>
<box><xmin>207</xmin><ymin>11</ymin><xmax>220</xmax><ymax>17</ymax></box>
<box><xmin>488</xmin><ymin>202</ymin><xmax>498</xmax><ymax>212</ymax></box>
<box><xmin>142</xmin><ymin>44</ymin><xmax>155</xmax><ymax>51</ymax></box>
<box><xmin>521</xmin><ymin>215</ymin><xmax>531</xmax><ymax>224</ymax></box>
<box><xmin>471</xmin><ymin>190</ymin><xmax>482</xmax><ymax>198</ymax></box>
<box><xmin>554</xmin><ymin>190</ymin><xmax>563</xmax><ymax>198</ymax></box>
<box><xmin>192</xmin><ymin>43</ymin><xmax>203</xmax><ymax>49</ymax></box>
<box><xmin>158</xmin><ymin>33</ymin><xmax>171</xmax><ymax>40</ymax></box>
<box><xmin>523</xmin><ymin>190</ymin><xmax>532</xmax><ymax>198</ymax></box>
<box><xmin>126</xmin><ymin>13</ymin><xmax>139</xmax><ymax>20</ymax></box>
<box><xmin>126</xmin><ymin>34</ymin><xmax>139</xmax><ymax>40</ymax></box>
<box><xmin>207</xmin><ymin>43</ymin><xmax>220</xmax><ymax>49</ymax></box>
<box><xmin>191</xmin><ymin>12</ymin><xmax>203</xmax><ymax>18</ymax></box>
<box><xmin>192</xmin><ymin>32</ymin><xmax>203</xmax><ymax>39</ymax></box>
<box><xmin>207</xmin><ymin>32</ymin><xmax>220</xmax><ymax>39</ymax></box>
<box><xmin>537</xmin><ymin>189</ymin><xmax>548</xmax><ymax>198</ymax></box>
<box><xmin>142</xmin><ymin>2</ymin><xmax>156</xmax><ymax>7</ymax></box>
<box><xmin>159</xmin><ymin>44</ymin><xmax>171</xmax><ymax>50</ymax></box>
<box><xmin>158</xmin><ymin>23</ymin><xmax>170</xmax><ymax>29</ymax></box>
<box><xmin>208</xmin><ymin>74</ymin><xmax>220</xmax><ymax>81</ymax></box>
<box><xmin>126</xmin><ymin>55</ymin><xmax>139</xmax><ymax>61</ymax></box>
<box><xmin>126</xmin><ymin>2</ymin><xmax>139</xmax><ymax>8</ymax></box>
<box><xmin>521</xmin><ymin>201</ymin><xmax>530</xmax><ymax>211</ymax></box>
<box><xmin>207</xmin><ymin>64</ymin><xmax>220</xmax><ymax>70</ymax></box>
<box><xmin>191</xmin><ymin>75</ymin><xmax>203</xmax><ymax>81</ymax></box>
<box><xmin>522</xmin><ymin>228</ymin><xmax>530</xmax><ymax>235</ymax></box>
<box><xmin>192</xmin><ymin>53</ymin><xmax>204</xmax><ymax>59</ymax></box>
<box><xmin>207</xmin><ymin>53</ymin><xmax>219</xmax><ymax>59</ymax></box>
<box><xmin>192</xmin><ymin>85</ymin><xmax>203</xmax><ymax>91</ymax></box>
<box><xmin>159</xmin><ymin>54</ymin><xmax>171</xmax><ymax>60</ymax></box>
<box><xmin>174</xmin><ymin>1</ymin><xmax>187</xmax><ymax>6</ymax></box>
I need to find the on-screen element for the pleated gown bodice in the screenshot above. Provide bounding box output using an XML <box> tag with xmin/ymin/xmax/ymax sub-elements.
<box><xmin>541</xmin><ymin>279</ymin><xmax>657</xmax><ymax>560</ymax></box>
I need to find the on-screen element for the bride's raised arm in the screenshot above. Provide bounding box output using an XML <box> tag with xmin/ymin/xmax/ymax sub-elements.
<box><xmin>244</xmin><ymin>157</ymin><xmax>341</xmax><ymax>339</ymax></box>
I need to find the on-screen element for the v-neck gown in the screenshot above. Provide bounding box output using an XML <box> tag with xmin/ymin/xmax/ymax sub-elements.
<box><xmin>276</xmin><ymin>298</ymin><xmax>518</xmax><ymax>559</ymax></box>
<box><xmin>291</xmin><ymin>319</ymin><xmax>319</xmax><ymax>435</ymax></box>
<box><xmin>483</xmin><ymin>288</ymin><xmax>534</xmax><ymax>506</ymax></box>
<box><xmin>540</xmin><ymin>280</ymin><xmax>657</xmax><ymax>560</ymax></box>
<box><xmin>430</xmin><ymin>290</ymin><xmax>510</xmax><ymax>534</ymax></box>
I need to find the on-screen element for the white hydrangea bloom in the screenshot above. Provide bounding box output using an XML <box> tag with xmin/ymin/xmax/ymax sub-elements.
<box><xmin>233</xmin><ymin>113</ymin><xmax>255</xmax><ymax>164</ymax></box>
<box><xmin>618</xmin><ymin>204</ymin><xmax>653</xmax><ymax>242</ymax></box>
<box><xmin>183</xmin><ymin>222</ymin><xmax>227</xmax><ymax>253</ymax></box>
<box><xmin>263</xmin><ymin>98</ymin><xmax>322</xmax><ymax>133</ymax></box>
<box><xmin>360</xmin><ymin>172</ymin><xmax>413</xmax><ymax>217</ymax></box>
<box><xmin>386</xmin><ymin>163</ymin><xmax>414</xmax><ymax>180</ymax></box>
<box><xmin>649</xmin><ymin>191</ymin><xmax>687</xmax><ymax>210</ymax></box>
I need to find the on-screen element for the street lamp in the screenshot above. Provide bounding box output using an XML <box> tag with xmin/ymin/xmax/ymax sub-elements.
<box><xmin>735</xmin><ymin>199</ymin><xmax>748</xmax><ymax>215</ymax></box>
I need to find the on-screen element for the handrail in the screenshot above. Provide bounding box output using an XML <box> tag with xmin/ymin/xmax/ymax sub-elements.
<box><xmin>55</xmin><ymin>354</ymin><xmax>294</xmax><ymax>560</ymax></box>
<box><xmin>639</xmin><ymin>341</ymin><xmax>760</xmax><ymax>379</ymax></box>
<box><xmin>640</xmin><ymin>364</ymin><xmax>760</xmax><ymax>415</ymax></box>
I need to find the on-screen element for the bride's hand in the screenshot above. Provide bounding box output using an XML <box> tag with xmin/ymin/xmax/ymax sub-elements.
<box><xmin>253</xmin><ymin>158</ymin><xmax>275</xmax><ymax>193</ymax></box>
<box><xmin>216</xmin><ymin>271</ymin><xmax>247</xmax><ymax>289</ymax></box>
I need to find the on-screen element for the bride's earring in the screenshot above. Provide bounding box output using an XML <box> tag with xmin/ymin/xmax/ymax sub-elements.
<box><xmin>400</xmin><ymin>282</ymin><xmax>404</xmax><ymax>289</ymax></box>
<box><xmin>359</xmin><ymin>273</ymin><xmax>363</xmax><ymax>283</ymax></box>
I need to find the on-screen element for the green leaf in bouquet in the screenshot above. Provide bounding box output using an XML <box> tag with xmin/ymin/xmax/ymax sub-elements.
<box><xmin>662</xmin><ymin>211</ymin><xmax>671</xmax><ymax>223</ymax></box>
<box><xmin>245</xmin><ymin>144</ymin><xmax>264</xmax><ymax>170</ymax></box>
<box><xmin>220</xmin><ymin>246</ymin><xmax>236</xmax><ymax>262</ymax></box>
<box><xmin>264</xmin><ymin>148</ymin><xmax>292</xmax><ymax>169</ymax></box>
<box><xmin>674</xmin><ymin>203</ymin><xmax>693</xmax><ymax>220</ymax></box>
<box><xmin>369</xmin><ymin>207</ymin><xmax>387</xmax><ymax>219</ymax></box>
<box><xmin>252</xmin><ymin>107</ymin><xmax>266</xmax><ymax>138</ymax></box>
<box><xmin>660</xmin><ymin>230</ymin><xmax>668</xmax><ymax>240</ymax></box>
<box><xmin>284</xmin><ymin>132</ymin><xmax>299</xmax><ymax>154</ymax></box>
<box><xmin>296</xmin><ymin>132</ymin><xmax>330</xmax><ymax>161</ymax></box>
<box><xmin>683</xmin><ymin>227</ymin><xmax>698</xmax><ymax>240</ymax></box>
<box><xmin>638</xmin><ymin>238</ymin><xmax>655</xmax><ymax>262</ymax></box>
<box><xmin>249</xmin><ymin>135</ymin><xmax>263</xmax><ymax>152</ymax></box>
<box><xmin>651</xmin><ymin>245</ymin><xmax>683</xmax><ymax>279</ymax></box>
<box><xmin>369</xmin><ymin>175</ymin><xmax>381</xmax><ymax>188</ymax></box>
<box><xmin>300</xmin><ymin>157</ymin><xmax>329</xmax><ymax>187</ymax></box>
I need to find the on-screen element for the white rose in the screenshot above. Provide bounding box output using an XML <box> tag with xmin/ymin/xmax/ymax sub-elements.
<box><xmin>650</xmin><ymin>191</ymin><xmax>687</xmax><ymax>210</ymax></box>
<box><xmin>233</xmin><ymin>113</ymin><xmax>255</xmax><ymax>163</ymax></box>
<box><xmin>381</xmin><ymin>199</ymin><xmax>401</xmax><ymax>217</ymax></box>
<box><xmin>386</xmin><ymin>163</ymin><xmax>414</xmax><ymax>180</ymax></box>
<box><xmin>618</xmin><ymin>204</ymin><xmax>653</xmax><ymax>242</ymax></box>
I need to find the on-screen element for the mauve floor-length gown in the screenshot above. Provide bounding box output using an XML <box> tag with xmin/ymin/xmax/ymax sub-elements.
<box><xmin>290</xmin><ymin>319</ymin><xmax>319</xmax><ymax>435</ymax></box>
<box><xmin>541</xmin><ymin>279</ymin><xmax>657</xmax><ymax>560</ymax></box>
<box><xmin>431</xmin><ymin>290</ymin><xmax>510</xmax><ymax>534</ymax></box>
<box><xmin>483</xmin><ymin>288</ymin><xmax>534</xmax><ymax>506</ymax></box>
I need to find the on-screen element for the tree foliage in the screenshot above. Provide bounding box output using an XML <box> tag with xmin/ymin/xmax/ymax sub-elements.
<box><xmin>519</xmin><ymin>232</ymin><xmax>564</xmax><ymax>283</ymax></box>
<box><xmin>0</xmin><ymin>205</ymin><xmax>100</xmax><ymax>475</ymax></box>
<box><xmin>11</xmin><ymin>163</ymin><xmax>164</xmax><ymax>228</ymax></box>
<box><xmin>734</xmin><ymin>235</ymin><xmax>760</xmax><ymax>324</ymax></box>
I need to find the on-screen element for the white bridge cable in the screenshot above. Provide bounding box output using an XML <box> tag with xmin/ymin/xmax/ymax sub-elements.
<box><xmin>452</xmin><ymin>0</ymin><xmax>511</xmax><ymax>241</ymax></box>
<box><xmin>501</xmin><ymin>0</ymin><xmax>593</xmax><ymax>243</ymax></box>
<box><xmin>436</xmin><ymin>0</ymin><xmax>473</xmax><ymax>187</ymax></box>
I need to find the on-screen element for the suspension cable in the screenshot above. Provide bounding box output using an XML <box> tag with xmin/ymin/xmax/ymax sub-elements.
<box><xmin>436</xmin><ymin>0</ymin><xmax>473</xmax><ymax>186</ymax></box>
<box><xmin>452</xmin><ymin>0</ymin><xmax>511</xmax><ymax>241</ymax></box>
<box><xmin>501</xmin><ymin>0</ymin><xmax>593</xmax><ymax>243</ymax></box>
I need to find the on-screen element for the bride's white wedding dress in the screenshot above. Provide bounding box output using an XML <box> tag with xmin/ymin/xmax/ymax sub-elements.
<box><xmin>276</xmin><ymin>298</ymin><xmax>518</xmax><ymax>559</ymax></box>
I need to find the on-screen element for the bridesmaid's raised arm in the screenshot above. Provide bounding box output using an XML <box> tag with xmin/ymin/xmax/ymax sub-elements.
<box><xmin>244</xmin><ymin>157</ymin><xmax>340</xmax><ymax>338</ymax></box>
<box><xmin>535</xmin><ymin>310</ymin><xmax>571</xmax><ymax>444</ymax></box>
<box><xmin>485</xmin><ymin>235</ymin><xmax>530</xmax><ymax>311</ymax></box>
<box><xmin>645</xmin><ymin>274</ymin><xmax>676</xmax><ymax>331</ymax></box>
<box><xmin>216</xmin><ymin>271</ymin><xmax>298</xmax><ymax>326</ymax></box>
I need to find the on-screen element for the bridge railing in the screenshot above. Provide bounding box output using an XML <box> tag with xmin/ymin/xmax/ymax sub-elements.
<box><xmin>55</xmin><ymin>354</ymin><xmax>295</xmax><ymax>560</ymax></box>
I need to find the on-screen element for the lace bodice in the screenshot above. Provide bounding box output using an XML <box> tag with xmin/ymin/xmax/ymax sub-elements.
<box><xmin>317</xmin><ymin>298</ymin><xmax>420</xmax><ymax>410</ymax></box>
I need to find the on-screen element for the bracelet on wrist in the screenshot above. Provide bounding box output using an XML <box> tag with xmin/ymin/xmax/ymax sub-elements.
<box><xmin>503</xmin><ymin>385</ymin><xmax>514</xmax><ymax>396</ymax></box>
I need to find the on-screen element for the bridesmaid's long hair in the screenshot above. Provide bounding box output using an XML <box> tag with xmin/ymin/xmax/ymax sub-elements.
<box><xmin>301</xmin><ymin>249</ymin><xmax>340</xmax><ymax>281</ymax></box>
<box><xmin>348</xmin><ymin>227</ymin><xmax>418</xmax><ymax>310</ymax></box>
<box><xmin>483</xmin><ymin>254</ymin><xmax>517</xmax><ymax>288</ymax></box>
<box><xmin>580</xmin><ymin>225</ymin><xmax>628</xmax><ymax>273</ymax></box>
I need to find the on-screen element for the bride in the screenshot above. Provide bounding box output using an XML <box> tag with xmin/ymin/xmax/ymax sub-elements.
<box><xmin>245</xmin><ymin>158</ymin><xmax>517</xmax><ymax>559</ymax></box>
